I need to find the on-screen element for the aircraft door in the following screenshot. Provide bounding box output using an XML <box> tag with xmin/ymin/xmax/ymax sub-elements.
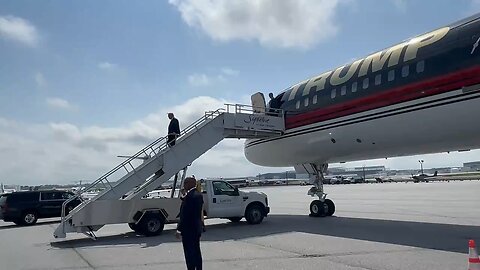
<box><xmin>251</xmin><ymin>92</ymin><xmax>266</xmax><ymax>114</ymax></box>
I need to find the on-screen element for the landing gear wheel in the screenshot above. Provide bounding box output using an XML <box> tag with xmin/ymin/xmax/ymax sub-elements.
<box><xmin>245</xmin><ymin>205</ymin><xmax>265</xmax><ymax>224</ymax></box>
<box><xmin>309</xmin><ymin>200</ymin><xmax>326</xmax><ymax>217</ymax></box>
<box><xmin>138</xmin><ymin>215</ymin><xmax>165</xmax><ymax>236</ymax></box>
<box><xmin>324</xmin><ymin>199</ymin><xmax>335</xmax><ymax>216</ymax></box>
<box><xmin>228</xmin><ymin>217</ymin><xmax>242</xmax><ymax>223</ymax></box>
<box><xmin>21</xmin><ymin>211</ymin><xmax>38</xmax><ymax>225</ymax></box>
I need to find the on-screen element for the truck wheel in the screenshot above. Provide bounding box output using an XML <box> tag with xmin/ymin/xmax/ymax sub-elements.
<box><xmin>21</xmin><ymin>211</ymin><xmax>38</xmax><ymax>226</ymax></box>
<box><xmin>245</xmin><ymin>204</ymin><xmax>265</xmax><ymax>225</ymax></box>
<box><xmin>138</xmin><ymin>215</ymin><xmax>164</xmax><ymax>236</ymax></box>
<box><xmin>228</xmin><ymin>217</ymin><xmax>242</xmax><ymax>223</ymax></box>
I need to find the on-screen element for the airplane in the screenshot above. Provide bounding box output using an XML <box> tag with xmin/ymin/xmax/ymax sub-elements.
<box><xmin>245</xmin><ymin>13</ymin><xmax>480</xmax><ymax>217</ymax></box>
<box><xmin>411</xmin><ymin>171</ymin><xmax>438</xmax><ymax>183</ymax></box>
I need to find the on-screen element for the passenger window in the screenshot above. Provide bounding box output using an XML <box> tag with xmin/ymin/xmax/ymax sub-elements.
<box><xmin>375</xmin><ymin>74</ymin><xmax>382</xmax><ymax>85</ymax></box>
<box><xmin>12</xmin><ymin>192</ymin><xmax>39</xmax><ymax>202</ymax></box>
<box><xmin>304</xmin><ymin>98</ymin><xmax>309</xmax><ymax>107</ymax></box>
<box><xmin>331</xmin><ymin>89</ymin><xmax>336</xmax><ymax>99</ymax></box>
<box><xmin>41</xmin><ymin>192</ymin><xmax>57</xmax><ymax>200</ymax></box>
<box><xmin>312</xmin><ymin>95</ymin><xmax>318</xmax><ymax>104</ymax></box>
<box><xmin>402</xmin><ymin>65</ymin><xmax>409</xmax><ymax>77</ymax></box>
<box><xmin>416</xmin><ymin>60</ymin><xmax>425</xmax><ymax>73</ymax></box>
<box><xmin>341</xmin><ymin>86</ymin><xmax>346</xmax><ymax>96</ymax></box>
<box><xmin>388</xmin><ymin>70</ymin><xmax>395</xmax><ymax>82</ymax></box>
<box><xmin>62</xmin><ymin>192</ymin><xmax>73</xmax><ymax>199</ymax></box>
<box><xmin>212</xmin><ymin>181</ymin><xmax>237</xmax><ymax>196</ymax></box>
<box><xmin>295</xmin><ymin>100</ymin><xmax>300</xmax><ymax>109</ymax></box>
<box><xmin>352</xmin><ymin>82</ymin><xmax>357</xmax><ymax>93</ymax></box>
<box><xmin>363</xmin><ymin>78</ymin><xmax>369</xmax><ymax>89</ymax></box>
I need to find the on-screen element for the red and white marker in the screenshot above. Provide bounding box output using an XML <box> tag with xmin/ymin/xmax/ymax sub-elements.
<box><xmin>469</xmin><ymin>240</ymin><xmax>480</xmax><ymax>270</ymax></box>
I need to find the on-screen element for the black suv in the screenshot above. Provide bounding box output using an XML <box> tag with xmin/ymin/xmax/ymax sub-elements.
<box><xmin>0</xmin><ymin>190</ymin><xmax>81</xmax><ymax>226</ymax></box>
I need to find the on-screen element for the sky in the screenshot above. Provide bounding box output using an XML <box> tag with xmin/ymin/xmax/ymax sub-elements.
<box><xmin>0</xmin><ymin>0</ymin><xmax>479</xmax><ymax>185</ymax></box>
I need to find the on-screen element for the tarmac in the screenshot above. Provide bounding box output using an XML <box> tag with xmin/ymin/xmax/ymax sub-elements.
<box><xmin>1</xmin><ymin>181</ymin><xmax>480</xmax><ymax>270</ymax></box>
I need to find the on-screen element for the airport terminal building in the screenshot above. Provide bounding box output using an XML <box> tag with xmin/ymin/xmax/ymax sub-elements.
<box><xmin>463</xmin><ymin>161</ymin><xmax>480</xmax><ymax>171</ymax></box>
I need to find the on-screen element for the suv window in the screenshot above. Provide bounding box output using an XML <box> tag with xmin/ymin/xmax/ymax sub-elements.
<box><xmin>61</xmin><ymin>192</ymin><xmax>73</xmax><ymax>199</ymax></box>
<box><xmin>8</xmin><ymin>192</ymin><xmax>39</xmax><ymax>203</ymax></box>
<box><xmin>212</xmin><ymin>181</ymin><xmax>237</xmax><ymax>196</ymax></box>
<box><xmin>40</xmin><ymin>191</ymin><xmax>63</xmax><ymax>201</ymax></box>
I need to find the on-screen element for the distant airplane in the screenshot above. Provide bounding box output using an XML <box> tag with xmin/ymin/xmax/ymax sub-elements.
<box><xmin>246</xmin><ymin>13</ymin><xmax>480</xmax><ymax>217</ymax></box>
<box><xmin>411</xmin><ymin>171</ymin><xmax>438</xmax><ymax>183</ymax></box>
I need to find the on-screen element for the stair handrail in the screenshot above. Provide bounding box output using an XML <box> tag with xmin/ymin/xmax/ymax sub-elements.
<box><xmin>225</xmin><ymin>103</ymin><xmax>283</xmax><ymax>116</ymax></box>
<box><xmin>59</xmin><ymin>107</ymin><xmax>225</xmax><ymax>225</ymax></box>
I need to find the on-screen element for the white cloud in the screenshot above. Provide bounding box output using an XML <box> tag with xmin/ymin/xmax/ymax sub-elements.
<box><xmin>0</xmin><ymin>117</ymin><xmax>17</xmax><ymax>129</ymax></box>
<box><xmin>169</xmin><ymin>0</ymin><xmax>342</xmax><ymax>49</ymax></box>
<box><xmin>0</xmin><ymin>15</ymin><xmax>39</xmax><ymax>46</ymax></box>
<box><xmin>188</xmin><ymin>67</ymin><xmax>239</xmax><ymax>87</ymax></box>
<box><xmin>46</xmin><ymin>97</ymin><xmax>77</xmax><ymax>111</ymax></box>
<box><xmin>391</xmin><ymin>0</ymin><xmax>407</xmax><ymax>11</ymax></box>
<box><xmin>0</xmin><ymin>96</ymin><xmax>282</xmax><ymax>185</ymax></box>
<box><xmin>221</xmin><ymin>67</ymin><xmax>239</xmax><ymax>76</ymax></box>
<box><xmin>98</xmin><ymin>62</ymin><xmax>117</xmax><ymax>70</ymax></box>
<box><xmin>34</xmin><ymin>72</ymin><xmax>46</xmax><ymax>87</ymax></box>
<box><xmin>188</xmin><ymin>73</ymin><xmax>211</xmax><ymax>86</ymax></box>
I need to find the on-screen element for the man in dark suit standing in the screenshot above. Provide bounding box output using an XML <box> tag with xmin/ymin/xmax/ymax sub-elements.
<box><xmin>176</xmin><ymin>177</ymin><xmax>204</xmax><ymax>270</ymax></box>
<box><xmin>167</xmin><ymin>113</ymin><xmax>180</xmax><ymax>147</ymax></box>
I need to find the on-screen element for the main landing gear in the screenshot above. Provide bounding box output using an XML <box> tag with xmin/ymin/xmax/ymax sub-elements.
<box><xmin>306</xmin><ymin>164</ymin><xmax>335</xmax><ymax>217</ymax></box>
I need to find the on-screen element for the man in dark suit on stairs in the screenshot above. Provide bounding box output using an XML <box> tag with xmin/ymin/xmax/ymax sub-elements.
<box><xmin>167</xmin><ymin>113</ymin><xmax>180</xmax><ymax>147</ymax></box>
<box><xmin>176</xmin><ymin>177</ymin><xmax>204</xmax><ymax>270</ymax></box>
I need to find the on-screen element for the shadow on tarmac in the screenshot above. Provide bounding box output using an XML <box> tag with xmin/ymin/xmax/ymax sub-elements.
<box><xmin>51</xmin><ymin>215</ymin><xmax>480</xmax><ymax>254</ymax></box>
<box><xmin>0</xmin><ymin>220</ymin><xmax>59</xmax><ymax>231</ymax></box>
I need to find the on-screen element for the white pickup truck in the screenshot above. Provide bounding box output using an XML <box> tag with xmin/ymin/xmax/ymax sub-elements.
<box><xmin>127</xmin><ymin>179</ymin><xmax>270</xmax><ymax>236</ymax></box>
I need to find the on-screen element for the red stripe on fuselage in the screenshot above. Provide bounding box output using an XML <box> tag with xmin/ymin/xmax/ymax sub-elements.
<box><xmin>285</xmin><ymin>66</ymin><xmax>480</xmax><ymax>129</ymax></box>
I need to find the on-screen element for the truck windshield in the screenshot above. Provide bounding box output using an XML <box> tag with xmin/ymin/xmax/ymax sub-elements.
<box><xmin>212</xmin><ymin>181</ymin><xmax>236</xmax><ymax>196</ymax></box>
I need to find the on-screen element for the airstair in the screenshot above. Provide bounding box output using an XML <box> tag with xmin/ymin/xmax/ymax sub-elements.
<box><xmin>54</xmin><ymin>104</ymin><xmax>284</xmax><ymax>238</ymax></box>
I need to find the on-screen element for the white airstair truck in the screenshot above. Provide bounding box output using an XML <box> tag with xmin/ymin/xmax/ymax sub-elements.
<box><xmin>54</xmin><ymin>104</ymin><xmax>284</xmax><ymax>239</ymax></box>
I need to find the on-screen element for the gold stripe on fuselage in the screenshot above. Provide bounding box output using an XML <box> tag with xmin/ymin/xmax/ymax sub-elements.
<box><xmin>288</xmin><ymin>27</ymin><xmax>450</xmax><ymax>101</ymax></box>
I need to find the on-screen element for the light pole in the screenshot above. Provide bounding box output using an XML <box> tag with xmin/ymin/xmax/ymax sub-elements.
<box><xmin>419</xmin><ymin>160</ymin><xmax>424</xmax><ymax>174</ymax></box>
